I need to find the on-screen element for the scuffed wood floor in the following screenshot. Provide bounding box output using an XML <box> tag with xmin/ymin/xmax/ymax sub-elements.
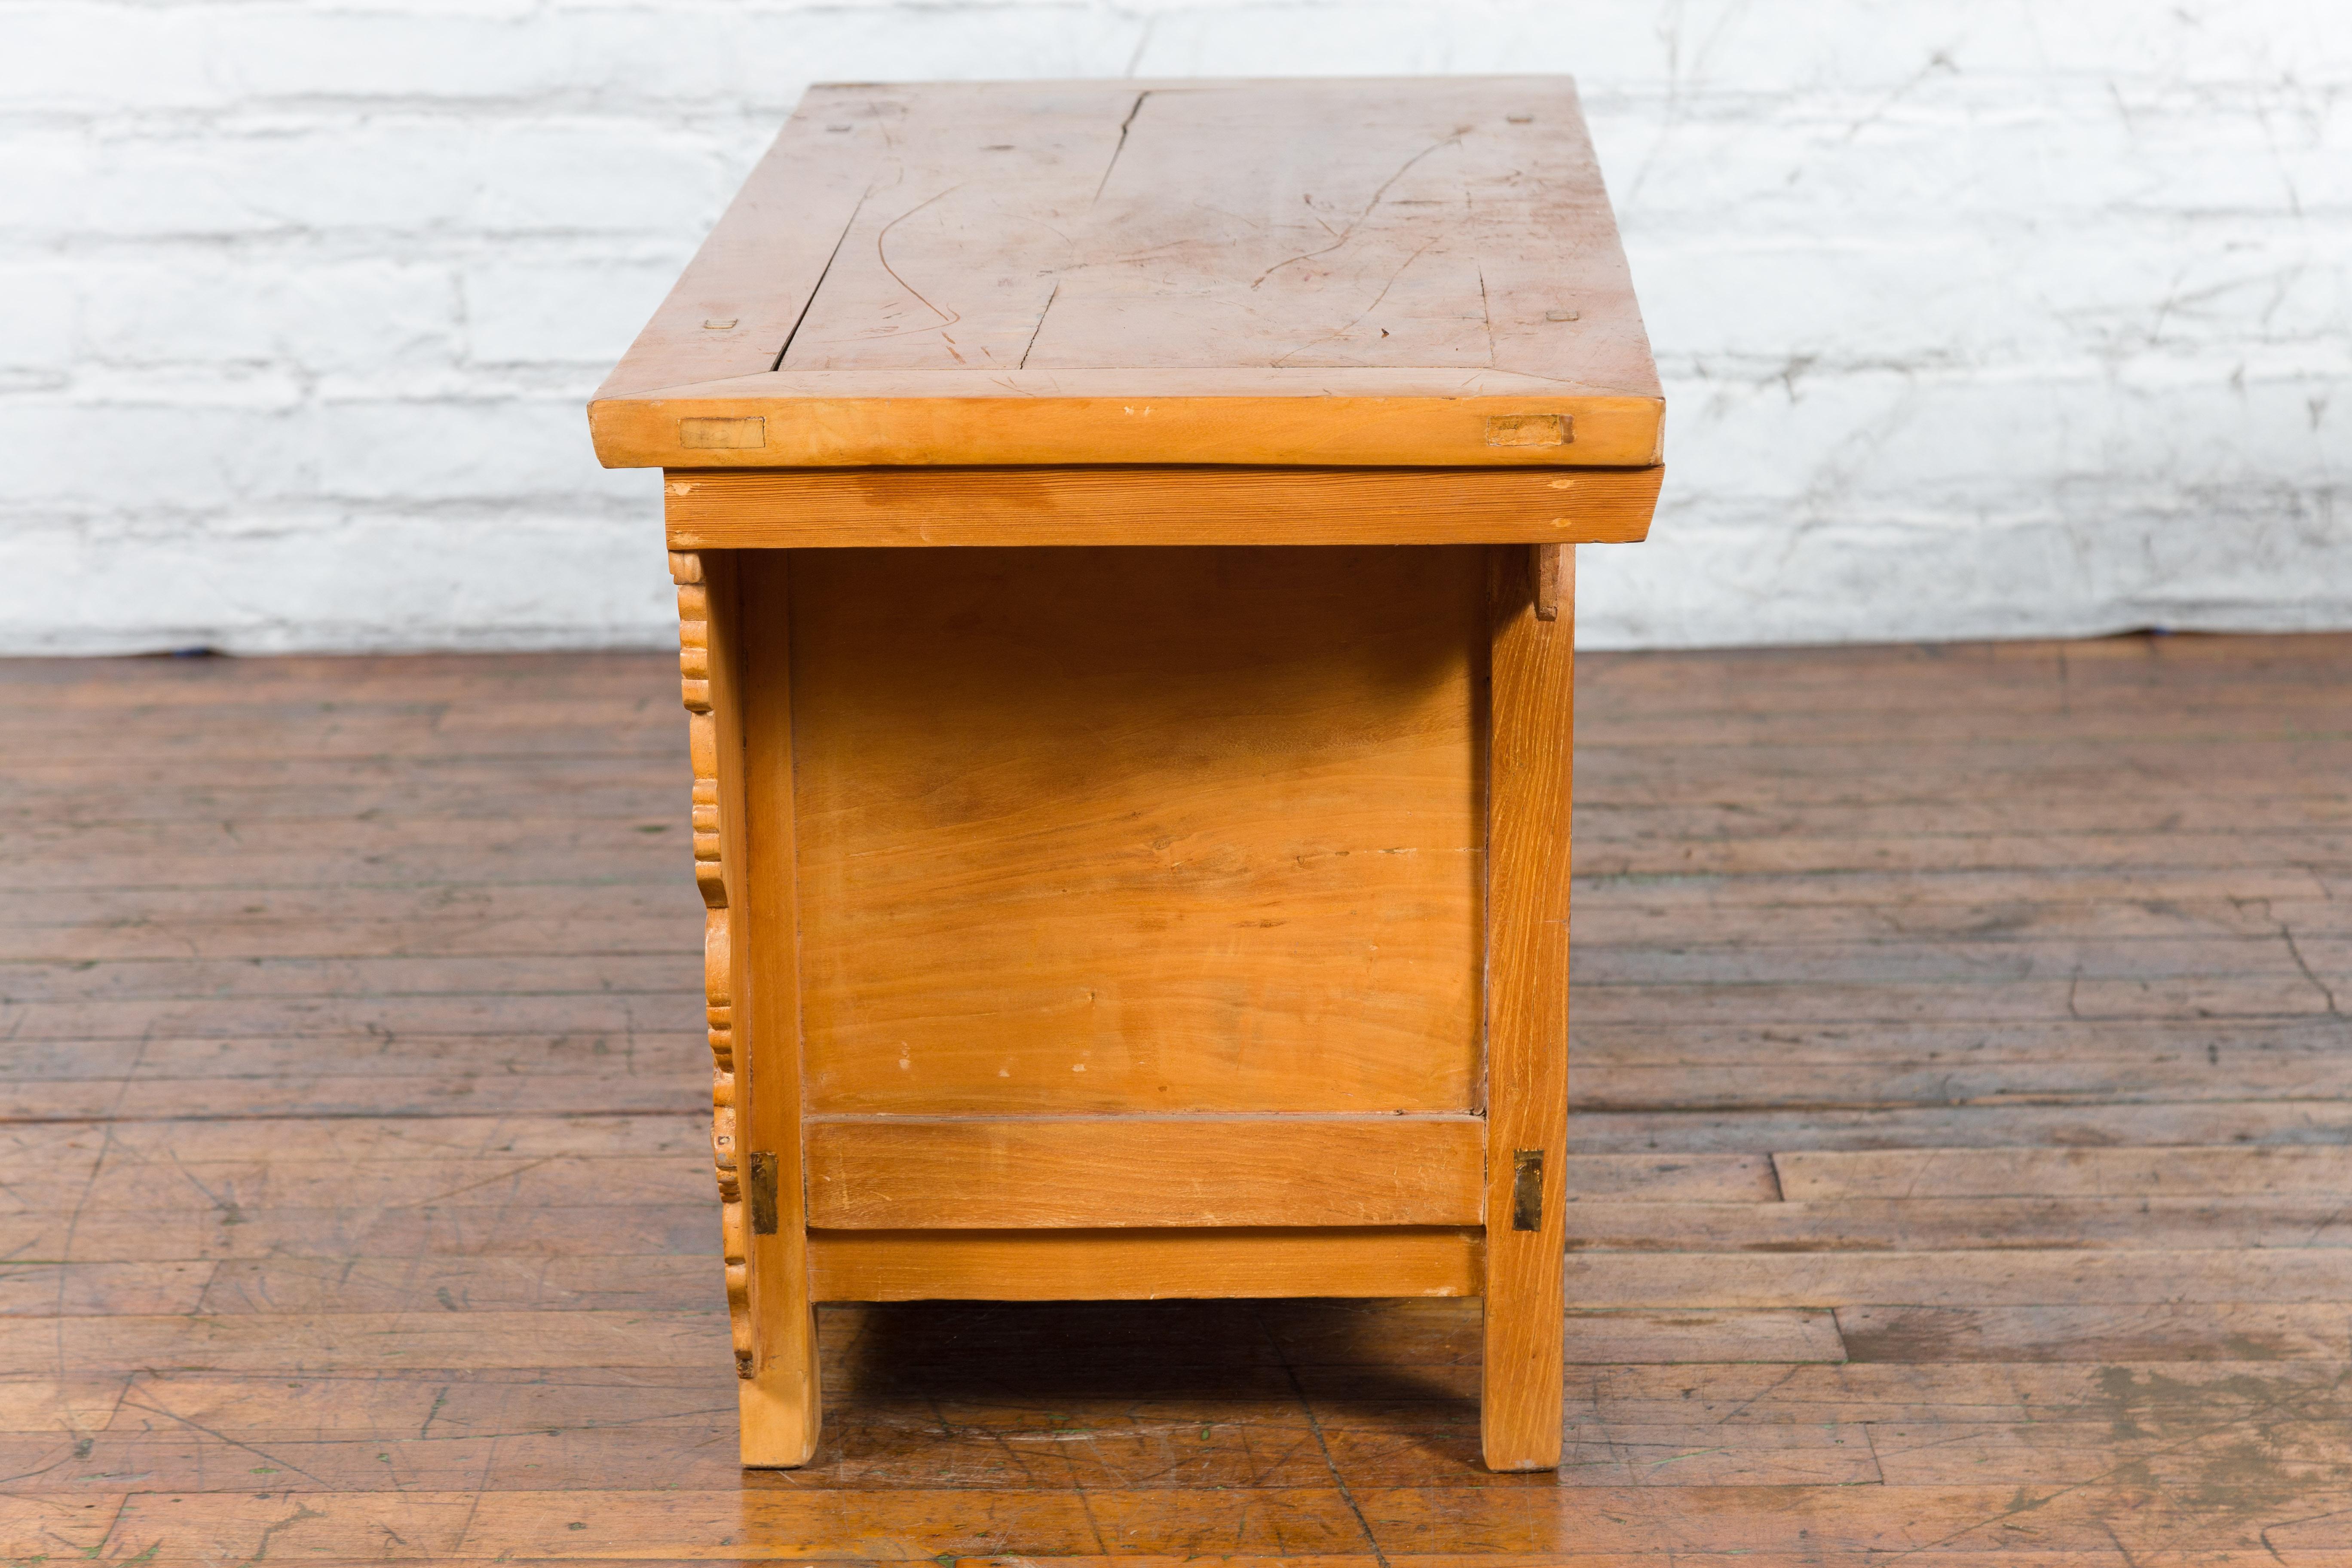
<box><xmin>4</xmin><ymin>633</ymin><xmax>2349</xmax><ymax>1564</ymax></box>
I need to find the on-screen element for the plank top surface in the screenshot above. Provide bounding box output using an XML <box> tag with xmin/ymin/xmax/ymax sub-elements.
<box><xmin>591</xmin><ymin>77</ymin><xmax>1663</xmax><ymax>469</ymax></box>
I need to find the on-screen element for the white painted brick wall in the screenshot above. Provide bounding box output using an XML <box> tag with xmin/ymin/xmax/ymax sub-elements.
<box><xmin>4</xmin><ymin>0</ymin><xmax>2346</xmax><ymax>653</ymax></box>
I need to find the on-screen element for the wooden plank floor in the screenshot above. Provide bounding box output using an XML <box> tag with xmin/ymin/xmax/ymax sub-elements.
<box><xmin>3</xmin><ymin>632</ymin><xmax>2349</xmax><ymax>1565</ymax></box>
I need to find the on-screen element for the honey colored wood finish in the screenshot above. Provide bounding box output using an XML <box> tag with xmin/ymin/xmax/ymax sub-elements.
<box><xmin>664</xmin><ymin>551</ymin><xmax>754</xmax><ymax>1376</ymax></box>
<box><xmin>9</xmin><ymin>638</ymin><xmax>2352</xmax><ymax>1560</ymax></box>
<box><xmin>727</xmin><ymin>552</ymin><xmax>823</xmax><ymax>1466</ymax></box>
<box><xmin>781</xmin><ymin>546</ymin><xmax>1488</xmax><ymax>1118</ymax></box>
<box><xmin>671</xmin><ymin>549</ymin><xmax>820</xmax><ymax>1464</ymax></box>
<box><xmin>598</xmin><ymin>383</ymin><xmax>1665</xmax><ymax>470</ymax></box>
<box><xmin>806</xmin><ymin>1227</ymin><xmax>1485</xmax><ymax>1302</ymax></box>
<box><xmin>803</xmin><ymin>1115</ymin><xmax>1486</xmax><ymax>1229</ymax></box>
<box><xmin>662</xmin><ymin>465</ymin><xmax>1661</xmax><ymax>548</ymax></box>
<box><xmin>1478</xmin><ymin>545</ymin><xmax>1576</xmax><ymax>1472</ymax></box>
<box><xmin>591</xmin><ymin>78</ymin><xmax>1663</xmax><ymax>472</ymax></box>
<box><xmin>595</xmin><ymin>73</ymin><xmax>1663</xmax><ymax>1477</ymax></box>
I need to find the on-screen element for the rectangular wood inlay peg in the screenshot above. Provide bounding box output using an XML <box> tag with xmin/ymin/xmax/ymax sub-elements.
<box><xmin>680</xmin><ymin>416</ymin><xmax>767</xmax><ymax>450</ymax></box>
<box><xmin>1485</xmin><ymin>415</ymin><xmax>1570</xmax><ymax>448</ymax></box>
<box><xmin>747</xmin><ymin>1151</ymin><xmax>779</xmax><ymax>1234</ymax></box>
<box><xmin>1510</xmin><ymin>1149</ymin><xmax>1545</xmax><ymax>1231</ymax></box>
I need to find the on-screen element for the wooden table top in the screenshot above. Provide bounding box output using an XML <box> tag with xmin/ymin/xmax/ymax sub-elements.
<box><xmin>591</xmin><ymin>77</ymin><xmax>1663</xmax><ymax>470</ymax></box>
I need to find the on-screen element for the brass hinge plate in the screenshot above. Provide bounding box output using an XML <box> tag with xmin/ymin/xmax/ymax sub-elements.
<box><xmin>747</xmin><ymin>1150</ymin><xmax>779</xmax><ymax>1235</ymax></box>
<box><xmin>1510</xmin><ymin>1148</ymin><xmax>1544</xmax><ymax>1232</ymax></box>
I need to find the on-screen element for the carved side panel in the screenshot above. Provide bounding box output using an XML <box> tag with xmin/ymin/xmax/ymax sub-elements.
<box><xmin>671</xmin><ymin>548</ymin><xmax>754</xmax><ymax>1378</ymax></box>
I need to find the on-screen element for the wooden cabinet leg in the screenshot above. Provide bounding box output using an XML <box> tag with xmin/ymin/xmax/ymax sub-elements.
<box><xmin>1480</xmin><ymin>544</ymin><xmax>1572</xmax><ymax>1472</ymax></box>
<box><xmin>738</xmin><ymin>1305</ymin><xmax>821</xmax><ymax>1465</ymax></box>
<box><xmin>680</xmin><ymin>546</ymin><xmax>822</xmax><ymax>1467</ymax></box>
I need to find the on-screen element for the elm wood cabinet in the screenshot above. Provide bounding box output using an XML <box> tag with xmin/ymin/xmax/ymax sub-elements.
<box><xmin>589</xmin><ymin>77</ymin><xmax>1662</xmax><ymax>1473</ymax></box>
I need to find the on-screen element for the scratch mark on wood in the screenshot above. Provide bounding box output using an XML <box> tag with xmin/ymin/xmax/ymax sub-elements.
<box><xmin>1270</xmin><ymin>228</ymin><xmax>1451</xmax><ymax>367</ymax></box>
<box><xmin>113</xmin><ymin>1390</ymin><xmax>332</xmax><ymax>1489</ymax></box>
<box><xmin>1477</xmin><ymin>260</ymin><xmax>1495</xmax><ymax>366</ymax></box>
<box><xmin>1251</xmin><ymin>135</ymin><xmax>1462</xmax><ymax>290</ymax></box>
<box><xmin>1019</xmin><ymin>282</ymin><xmax>1060</xmax><ymax>370</ymax></box>
<box><xmin>1267</xmin><ymin>1305</ymin><xmax>1392</xmax><ymax>1566</ymax></box>
<box><xmin>873</xmin><ymin>185</ymin><xmax>965</xmax><ymax>331</ymax></box>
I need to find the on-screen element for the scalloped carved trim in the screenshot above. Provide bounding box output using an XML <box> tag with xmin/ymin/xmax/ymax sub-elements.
<box><xmin>672</xmin><ymin>548</ymin><xmax>753</xmax><ymax>1378</ymax></box>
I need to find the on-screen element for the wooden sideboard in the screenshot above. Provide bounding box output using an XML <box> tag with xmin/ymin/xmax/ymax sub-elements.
<box><xmin>590</xmin><ymin>76</ymin><xmax>1662</xmax><ymax>1473</ymax></box>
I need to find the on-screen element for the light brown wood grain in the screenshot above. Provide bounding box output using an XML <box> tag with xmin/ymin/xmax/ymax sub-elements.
<box><xmin>589</xmin><ymin>78</ymin><xmax>1663</xmax><ymax>468</ymax></box>
<box><xmin>596</xmin><ymin>382</ymin><xmax>1663</xmax><ymax>469</ymax></box>
<box><xmin>461</xmin><ymin>1486</ymin><xmax>1375</xmax><ymax>1560</ymax></box>
<box><xmin>775</xmin><ymin>82</ymin><xmax>1648</xmax><ymax>382</ymax></box>
<box><xmin>767</xmin><ymin>82</ymin><xmax>1137</xmax><ymax>376</ymax></box>
<box><xmin>593</xmin><ymin>105</ymin><xmax>888</xmax><ymax>401</ymax></box>
<box><xmin>0</xmin><ymin>1311</ymin><xmax>730</xmax><ymax>1372</ymax></box>
<box><xmin>1562</xmin><ymin>1195</ymin><xmax>2352</xmax><ymax>1253</ymax></box>
<box><xmin>805</xmin><ymin>1226</ymin><xmax>1483</xmax><ymax>1302</ymax></box>
<box><xmin>1566</xmin><ymin>1248</ymin><xmax>2352</xmax><ymax>1307</ymax></box>
<box><xmin>781</xmin><ymin>545</ymin><xmax>1487</xmax><ymax>1116</ymax></box>
<box><xmin>662</xmin><ymin>464</ymin><xmax>1661</xmax><ymax>548</ymax></box>
<box><xmin>802</xmin><ymin>1115</ymin><xmax>1484</xmax><ymax>1228</ymax></box>
<box><xmin>1534</xmin><ymin>542</ymin><xmax>1565</xmax><ymax>620</ymax></box>
<box><xmin>1837</xmin><ymin>1302</ymin><xmax>2352</xmax><ymax>1363</ymax></box>
<box><xmin>1352</xmin><ymin>1483</ymin><xmax>2352</xmax><ymax>1558</ymax></box>
<box><xmin>0</xmin><ymin>1495</ymin><xmax>127</xmax><ymax>1561</ymax></box>
<box><xmin>729</xmin><ymin>551</ymin><xmax>821</xmax><ymax>1467</ymax></box>
<box><xmin>1774</xmin><ymin>1145</ymin><xmax>2352</xmax><ymax>1200</ymax></box>
<box><xmin>1867</xmin><ymin>1415</ymin><xmax>2352</xmax><ymax>1489</ymax></box>
<box><xmin>668</xmin><ymin>551</ymin><xmax>753</xmax><ymax>1381</ymax></box>
<box><xmin>1479</xmin><ymin>543</ymin><xmax>1574</xmax><ymax>1472</ymax></box>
